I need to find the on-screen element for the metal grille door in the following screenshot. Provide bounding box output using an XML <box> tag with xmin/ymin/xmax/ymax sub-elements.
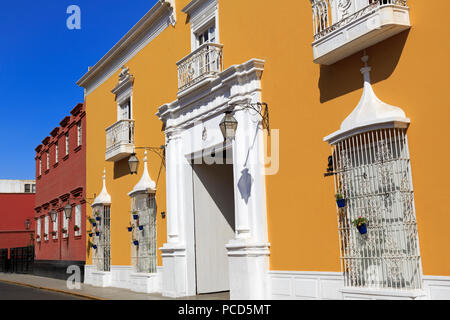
<box><xmin>331</xmin><ymin>128</ymin><xmax>422</xmax><ymax>290</ymax></box>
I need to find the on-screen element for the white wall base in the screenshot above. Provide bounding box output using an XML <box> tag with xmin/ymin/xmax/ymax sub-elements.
<box><xmin>84</xmin><ymin>265</ymin><xmax>162</xmax><ymax>293</ymax></box>
<box><xmin>269</xmin><ymin>271</ymin><xmax>450</xmax><ymax>300</ymax></box>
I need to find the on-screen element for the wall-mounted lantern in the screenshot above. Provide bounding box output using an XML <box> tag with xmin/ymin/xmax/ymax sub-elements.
<box><xmin>64</xmin><ymin>203</ymin><xmax>73</xmax><ymax>219</ymax></box>
<box><xmin>219</xmin><ymin>111</ymin><xmax>238</xmax><ymax>140</ymax></box>
<box><xmin>50</xmin><ymin>210</ymin><xmax>58</xmax><ymax>223</ymax></box>
<box><xmin>24</xmin><ymin>219</ymin><xmax>31</xmax><ymax>230</ymax></box>
<box><xmin>220</xmin><ymin>102</ymin><xmax>270</xmax><ymax>141</ymax></box>
<box><xmin>128</xmin><ymin>153</ymin><xmax>140</xmax><ymax>175</ymax></box>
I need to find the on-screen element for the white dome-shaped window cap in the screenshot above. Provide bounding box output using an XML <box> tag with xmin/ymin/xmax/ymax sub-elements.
<box><xmin>92</xmin><ymin>168</ymin><xmax>111</xmax><ymax>207</ymax></box>
<box><xmin>128</xmin><ymin>150</ymin><xmax>157</xmax><ymax>197</ymax></box>
<box><xmin>324</xmin><ymin>54</ymin><xmax>410</xmax><ymax>145</ymax></box>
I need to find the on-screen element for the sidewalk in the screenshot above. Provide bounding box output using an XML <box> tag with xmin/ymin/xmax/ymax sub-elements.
<box><xmin>0</xmin><ymin>273</ymin><xmax>229</xmax><ymax>300</ymax></box>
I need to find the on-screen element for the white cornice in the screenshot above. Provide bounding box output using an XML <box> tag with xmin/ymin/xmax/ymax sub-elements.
<box><xmin>77</xmin><ymin>0</ymin><xmax>176</xmax><ymax>95</ymax></box>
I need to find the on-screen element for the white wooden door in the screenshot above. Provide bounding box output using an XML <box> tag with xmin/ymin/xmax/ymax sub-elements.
<box><xmin>192</xmin><ymin>163</ymin><xmax>235</xmax><ymax>294</ymax></box>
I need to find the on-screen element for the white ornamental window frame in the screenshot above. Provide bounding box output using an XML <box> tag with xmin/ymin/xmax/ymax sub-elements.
<box><xmin>63</xmin><ymin>212</ymin><xmax>69</xmax><ymax>238</ymax></box>
<box><xmin>75</xmin><ymin>204</ymin><xmax>82</xmax><ymax>237</ymax></box>
<box><xmin>55</xmin><ymin>142</ymin><xmax>59</xmax><ymax>163</ymax></box>
<box><xmin>130</xmin><ymin>194</ymin><xmax>157</xmax><ymax>274</ymax></box>
<box><xmin>77</xmin><ymin>121</ymin><xmax>82</xmax><ymax>147</ymax></box>
<box><xmin>65</xmin><ymin>132</ymin><xmax>69</xmax><ymax>156</ymax></box>
<box><xmin>44</xmin><ymin>215</ymin><xmax>49</xmax><ymax>241</ymax></box>
<box><xmin>324</xmin><ymin>55</ymin><xmax>424</xmax><ymax>293</ymax></box>
<box><xmin>36</xmin><ymin>218</ymin><xmax>41</xmax><ymax>242</ymax></box>
<box><xmin>52</xmin><ymin>212</ymin><xmax>58</xmax><ymax>240</ymax></box>
<box><xmin>330</xmin><ymin>128</ymin><xmax>423</xmax><ymax>291</ymax></box>
<box><xmin>185</xmin><ymin>0</ymin><xmax>220</xmax><ymax>52</ymax></box>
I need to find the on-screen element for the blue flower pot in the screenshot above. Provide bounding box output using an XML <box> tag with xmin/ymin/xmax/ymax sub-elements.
<box><xmin>336</xmin><ymin>199</ymin><xmax>346</xmax><ymax>208</ymax></box>
<box><xmin>92</xmin><ymin>245</ymin><xmax>97</xmax><ymax>249</ymax></box>
<box><xmin>127</xmin><ymin>227</ymin><xmax>133</xmax><ymax>232</ymax></box>
<box><xmin>138</xmin><ymin>226</ymin><xmax>143</xmax><ymax>231</ymax></box>
<box><xmin>133</xmin><ymin>214</ymin><xmax>139</xmax><ymax>220</ymax></box>
<box><xmin>133</xmin><ymin>240</ymin><xmax>139</xmax><ymax>246</ymax></box>
<box><xmin>96</xmin><ymin>217</ymin><xmax>101</xmax><ymax>221</ymax></box>
<box><xmin>89</xmin><ymin>233</ymin><xmax>93</xmax><ymax>238</ymax></box>
<box><xmin>96</xmin><ymin>232</ymin><xmax>100</xmax><ymax>236</ymax></box>
<box><xmin>92</xmin><ymin>222</ymin><xmax>97</xmax><ymax>227</ymax></box>
<box><xmin>357</xmin><ymin>224</ymin><xmax>367</xmax><ymax>235</ymax></box>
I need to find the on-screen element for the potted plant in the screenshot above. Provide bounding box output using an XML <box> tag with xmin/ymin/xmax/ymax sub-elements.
<box><xmin>88</xmin><ymin>231</ymin><xmax>93</xmax><ymax>238</ymax></box>
<box><xmin>95</xmin><ymin>227</ymin><xmax>100</xmax><ymax>236</ymax></box>
<box><xmin>36</xmin><ymin>234</ymin><xmax>40</xmax><ymax>240</ymax></box>
<box><xmin>51</xmin><ymin>231</ymin><xmax>57</xmax><ymax>236</ymax></box>
<box><xmin>138</xmin><ymin>225</ymin><xmax>144</xmax><ymax>231</ymax></box>
<box><xmin>94</xmin><ymin>211</ymin><xmax>101</xmax><ymax>221</ymax></box>
<box><xmin>92</xmin><ymin>244</ymin><xmax>97</xmax><ymax>250</ymax></box>
<box><xmin>61</xmin><ymin>228</ymin><xmax>67</xmax><ymax>234</ymax></box>
<box><xmin>132</xmin><ymin>211</ymin><xmax>139</xmax><ymax>221</ymax></box>
<box><xmin>336</xmin><ymin>193</ymin><xmax>346</xmax><ymax>208</ymax></box>
<box><xmin>353</xmin><ymin>216</ymin><xmax>368</xmax><ymax>234</ymax></box>
<box><xmin>43</xmin><ymin>233</ymin><xmax>48</xmax><ymax>239</ymax></box>
<box><xmin>133</xmin><ymin>240</ymin><xmax>139</xmax><ymax>246</ymax></box>
<box><xmin>74</xmin><ymin>225</ymin><xmax>80</xmax><ymax>232</ymax></box>
<box><xmin>127</xmin><ymin>222</ymin><xmax>133</xmax><ymax>232</ymax></box>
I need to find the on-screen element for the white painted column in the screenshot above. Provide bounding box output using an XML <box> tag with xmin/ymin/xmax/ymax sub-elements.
<box><xmin>161</xmin><ymin>131</ymin><xmax>188</xmax><ymax>298</ymax></box>
<box><xmin>227</xmin><ymin>97</ymin><xmax>270</xmax><ymax>300</ymax></box>
<box><xmin>165</xmin><ymin>132</ymin><xmax>181</xmax><ymax>243</ymax></box>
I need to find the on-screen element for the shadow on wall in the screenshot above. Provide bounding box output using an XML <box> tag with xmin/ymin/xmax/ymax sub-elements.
<box><xmin>319</xmin><ymin>29</ymin><xmax>410</xmax><ymax>103</ymax></box>
<box><xmin>114</xmin><ymin>158</ymin><xmax>130</xmax><ymax>180</ymax></box>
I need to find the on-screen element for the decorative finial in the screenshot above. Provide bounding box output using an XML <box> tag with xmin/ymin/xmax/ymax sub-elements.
<box><xmin>360</xmin><ymin>52</ymin><xmax>371</xmax><ymax>83</ymax></box>
<box><xmin>144</xmin><ymin>149</ymin><xmax>148</xmax><ymax>163</ymax></box>
<box><xmin>103</xmin><ymin>168</ymin><xmax>106</xmax><ymax>180</ymax></box>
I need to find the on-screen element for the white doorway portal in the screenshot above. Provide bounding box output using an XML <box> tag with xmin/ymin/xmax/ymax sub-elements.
<box><xmin>192</xmin><ymin>163</ymin><xmax>235</xmax><ymax>294</ymax></box>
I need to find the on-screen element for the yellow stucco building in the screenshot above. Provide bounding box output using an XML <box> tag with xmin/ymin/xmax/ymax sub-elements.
<box><xmin>77</xmin><ymin>0</ymin><xmax>450</xmax><ymax>299</ymax></box>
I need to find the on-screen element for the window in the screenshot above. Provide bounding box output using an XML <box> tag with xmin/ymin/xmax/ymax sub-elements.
<box><xmin>65</xmin><ymin>133</ymin><xmax>69</xmax><ymax>156</ymax></box>
<box><xmin>46</xmin><ymin>151</ymin><xmax>50</xmax><ymax>170</ymax></box>
<box><xmin>55</xmin><ymin>142</ymin><xmax>59</xmax><ymax>163</ymax></box>
<box><xmin>196</xmin><ymin>23</ymin><xmax>216</xmax><ymax>48</ymax></box>
<box><xmin>130</xmin><ymin>194</ymin><xmax>157</xmax><ymax>273</ymax></box>
<box><xmin>77</xmin><ymin>121</ymin><xmax>82</xmax><ymax>146</ymax></box>
<box><xmin>32</xmin><ymin>184</ymin><xmax>36</xmax><ymax>193</ymax></box>
<box><xmin>44</xmin><ymin>216</ymin><xmax>49</xmax><ymax>241</ymax></box>
<box><xmin>24</xmin><ymin>184</ymin><xmax>30</xmax><ymax>193</ymax></box>
<box><xmin>93</xmin><ymin>205</ymin><xmax>111</xmax><ymax>272</ymax></box>
<box><xmin>74</xmin><ymin>205</ymin><xmax>81</xmax><ymax>236</ymax></box>
<box><xmin>52</xmin><ymin>212</ymin><xmax>58</xmax><ymax>240</ymax></box>
<box><xmin>118</xmin><ymin>99</ymin><xmax>131</xmax><ymax>121</ymax></box>
<box><xmin>36</xmin><ymin>218</ymin><xmax>41</xmax><ymax>242</ymax></box>
<box><xmin>331</xmin><ymin>128</ymin><xmax>422</xmax><ymax>290</ymax></box>
<box><xmin>63</xmin><ymin>212</ymin><xmax>69</xmax><ymax>238</ymax></box>
<box><xmin>39</xmin><ymin>157</ymin><xmax>42</xmax><ymax>176</ymax></box>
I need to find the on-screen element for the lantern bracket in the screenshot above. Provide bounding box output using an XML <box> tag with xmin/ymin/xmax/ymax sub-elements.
<box><xmin>229</xmin><ymin>102</ymin><xmax>270</xmax><ymax>136</ymax></box>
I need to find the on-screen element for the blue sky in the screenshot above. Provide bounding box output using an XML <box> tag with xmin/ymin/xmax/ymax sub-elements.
<box><xmin>0</xmin><ymin>1</ymin><xmax>158</xmax><ymax>179</ymax></box>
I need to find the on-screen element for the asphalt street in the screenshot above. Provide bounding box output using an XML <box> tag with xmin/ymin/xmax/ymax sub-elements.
<box><xmin>0</xmin><ymin>281</ymin><xmax>86</xmax><ymax>300</ymax></box>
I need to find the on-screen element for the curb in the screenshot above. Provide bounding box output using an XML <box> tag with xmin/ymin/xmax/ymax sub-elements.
<box><xmin>0</xmin><ymin>279</ymin><xmax>106</xmax><ymax>300</ymax></box>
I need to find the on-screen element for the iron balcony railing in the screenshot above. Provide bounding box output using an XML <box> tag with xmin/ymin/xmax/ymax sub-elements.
<box><xmin>311</xmin><ymin>0</ymin><xmax>408</xmax><ymax>41</ymax></box>
<box><xmin>105</xmin><ymin>119</ymin><xmax>135</xmax><ymax>154</ymax></box>
<box><xmin>177</xmin><ymin>42</ymin><xmax>223</xmax><ymax>92</ymax></box>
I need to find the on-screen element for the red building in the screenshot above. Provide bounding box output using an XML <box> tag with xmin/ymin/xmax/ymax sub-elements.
<box><xmin>34</xmin><ymin>103</ymin><xmax>86</xmax><ymax>280</ymax></box>
<box><xmin>0</xmin><ymin>180</ymin><xmax>35</xmax><ymax>257</ymax></box>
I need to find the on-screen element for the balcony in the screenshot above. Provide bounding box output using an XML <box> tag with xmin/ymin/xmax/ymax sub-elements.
<box><xmin>177</xmin><ymin>42</ymin><xmax>223</xmax><ymax>94</ymax></box>
<box><xmin>311</xmin><ymin>0</ymin><xmax>410</xmax><ymax>65</ymax></box>
<box><xmin>105</xmin><ymin>119</ymin><xmax>135</xmax><ymax>162</ymax></box>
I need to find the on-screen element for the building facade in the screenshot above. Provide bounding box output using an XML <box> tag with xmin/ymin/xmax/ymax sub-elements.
<box><xmin>34</xmin><ymin>103</ymin><xmax>86</xmax><ymax>280</ymax></box>
<box><xmin>0</xmin><ymin>180</ymin><xmax>35</xmax><ymax>256</ymax></box>
<box><xmin>77</xmin><ymin>0</ymin><xmax>450</xmax><ymax>299</ymax></box>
